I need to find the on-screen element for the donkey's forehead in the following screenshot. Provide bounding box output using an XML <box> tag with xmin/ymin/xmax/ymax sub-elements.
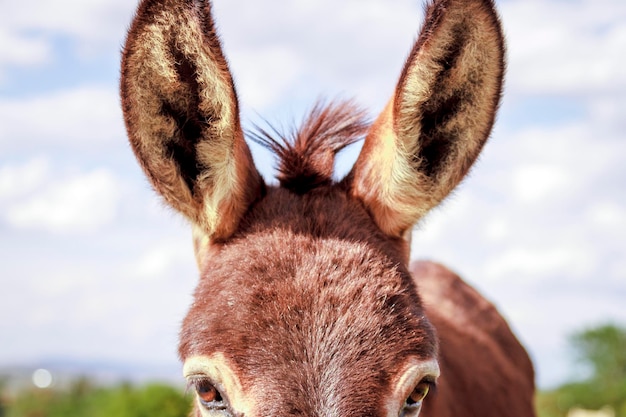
<box><xmin>180</xmin><ymin>191</ymin><xmax>436</xmax><ymax>355</ymax></box>
<box><xmin>181</xmin><ymin>228</ymin><xmax>435</xmax><ymax>354</ymax></box>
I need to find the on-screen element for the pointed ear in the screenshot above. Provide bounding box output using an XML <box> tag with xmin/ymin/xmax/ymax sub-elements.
<box><xmin>121</xmin><ymin>0</ymin><xmax>263</xmax><ymax>240</ymax></box>
<box><xmin>348</xmin><ymin>0</ymin><xmax>504</xmax><ymax>238</ymax></box>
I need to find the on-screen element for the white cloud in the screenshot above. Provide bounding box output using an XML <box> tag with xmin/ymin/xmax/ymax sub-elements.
<box><xmin>0</xmin><ymin>87</ymin><xmax>125</xmax><ymax>151</ymax></box>
<box><xmin>3</xmin><ymin>169</ymin><xmax>121</xmax><ymax>233</ymax></box>
<box><xmin>482</xmin><ymin>120</ymin><xmax>625</xmax><ymax>213</ymax></box>
<box><xmin>502</xmin><ymin>0</ymin><xmax>626</xmax><ymax>95</ymax></box>
<box><xmin>0</xmin><ymin>157</ymin><xmax>50</xmax><ymax>200</ymax></box>
<box><xmin>509</xmin><ymin>288</ymin><xmax>626</xmax><ymax>387</ymax></box>
<box><xmin>0</xmin><ymin>261</ymin><xmax>193</xmax><ymax>365</ymax></box>
<box><xmin>214</xmin><ymin>0</ymin><xmax>419</xmax><ymax>113</ymax></box>
<box><xmin>230</xmin><ymin>46</ymin><xmax>305</xmax><ymax>110</ymax></box>
<box><xmin>609</xmin><ymin>259</ymin><xmax>626</xmax><ymax>285</ymax></box>
<box><xmin>0</xmin><ymin>0</ymin><xmax>136</xmax><ymax>83</ymax></box>
<box><xmin>589</xmin><ymin>96</ymin><xmax>626</xmax><ymax>128</ymax></box>
<box><xmin>587</xmin><ymin>202</ymin><xmax>626</xmax><ymax>231</ymax></box>
<box><xmin>484</xmin><ymin>217</ymin><xmax>511</xmax><ymax>242</ymax></box>
<box><xmin>218</xmin><ymin>0</ymin><xmax>626</xmax><ymax>110</ymax></box>
<box><xmin>413</xmin><ymin>191</ymin><xmax>475</xmax><ymax>246</ymax></box>
<box><xmin>0</xmin><ymin>29</ymin><xmax>51</xmax><ymax>75</ymax></box>
<box><xmin>0</xmin><ymin>0</ymin><xmax>136</xmax><ymax>48</ymax></box>
<box><xmin>130</xmin><ymin>241</ymin><xmax>195</xmax><ymax>281</ymax></box>
<box><xmin>513</xmin><ymin>164</ymin><xmax>573</xmax><ymax>204</ymax></box>
<box><xmin>484</xmin><ymin>245</ymin><xmax>596</xmax><ymax>283</ymax></box>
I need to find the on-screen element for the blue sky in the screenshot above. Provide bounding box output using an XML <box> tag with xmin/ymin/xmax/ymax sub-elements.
<box><xmin>1</xmin><ymin>0</ymin><xmax>625</xmax><ymax>389</ymax></box>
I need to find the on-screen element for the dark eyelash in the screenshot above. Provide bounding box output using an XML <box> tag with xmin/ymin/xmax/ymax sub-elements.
<box><xmin>186</xmin><ymin>377</ymin><xmax>218</xmax><ymax>397</ymax></box>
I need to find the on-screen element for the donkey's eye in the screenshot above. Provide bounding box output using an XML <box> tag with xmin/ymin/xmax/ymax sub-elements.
<box><xmin>405</xmin><ymin>380</ymin><xmax>432</xmax><ymax>408</ymax></box>
<box><xmin>191</xmin><ymin>379</ymin><xmax>225</xmax><ymax>408</ymax></box>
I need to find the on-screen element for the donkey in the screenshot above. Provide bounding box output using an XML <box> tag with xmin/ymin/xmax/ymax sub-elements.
<box><xmin>121</xmin><ymin>0</ymin><xmax>536</xmax><ymax>415</ymax></box>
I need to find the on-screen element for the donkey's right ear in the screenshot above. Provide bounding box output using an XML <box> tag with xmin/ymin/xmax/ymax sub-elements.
<box><xmin>348</xmin><ymin>0</ymin><xmax>505</xmax><ymax>239</ymax></box>
<box><xmin>121</xmin><ymin>0</ymin><xmax>263</xmax><ymax>241</ymax></box>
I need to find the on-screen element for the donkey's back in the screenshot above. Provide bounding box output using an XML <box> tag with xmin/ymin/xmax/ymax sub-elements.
<box><xmin>414</xmin><ymin>261</ymin><xmax>536</xmax><ymax>416</ymax></box>
<box><xmin>121</xmin><ymin>0</ymin><xmax>536</xmax><ymax>415</ymax></box>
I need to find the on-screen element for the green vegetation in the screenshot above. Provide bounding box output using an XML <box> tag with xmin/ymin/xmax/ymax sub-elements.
<box><xmin>537</xmin><ymin>324</ymin><xmax>626</xmax><ymax>417</ymax></box>
<box><xmin>0</xmin><ymin>378</ymin><xmax>191</xmax><ymax>417</ymax></box>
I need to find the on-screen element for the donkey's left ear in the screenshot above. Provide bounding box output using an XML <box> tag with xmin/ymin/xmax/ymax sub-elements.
<box><xmin>121</xmin><ymin>0</ymin><xmax>263</xmax><ymax>241</ymax></box>
<box><xmin>348</xmin><ymin>0</ymin><xmax>505</xmax><ymax>238</ymax></box>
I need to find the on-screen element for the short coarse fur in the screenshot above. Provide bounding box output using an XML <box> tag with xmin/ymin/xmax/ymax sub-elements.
<box><xmin>121</xmin><ymin>0</ymin><xmax>536</xmax><ymax>416</ymax></box>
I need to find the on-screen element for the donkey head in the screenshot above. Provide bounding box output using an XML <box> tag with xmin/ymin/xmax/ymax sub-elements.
<box><xmin>121</xmin><ymin>0</ymin><xmax>504</xmax><ymax>416</ymax></box>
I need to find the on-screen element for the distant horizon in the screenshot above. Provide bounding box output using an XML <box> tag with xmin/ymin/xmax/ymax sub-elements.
<box><xmin>1</xmin><ymin>356</ymin><xmax>184</xmax><ymax>390</ymax></box>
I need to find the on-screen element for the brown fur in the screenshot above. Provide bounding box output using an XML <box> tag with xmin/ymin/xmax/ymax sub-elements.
<box><xmin>120</xmin><ymin>0</ymin><xmax>535</xmax><ymax>416</ymax></box>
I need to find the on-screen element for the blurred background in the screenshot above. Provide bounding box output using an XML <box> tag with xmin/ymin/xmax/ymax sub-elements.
<box><xmin>0</xmin><ymin>0</ymin><xmax>624</xmax><ymax>415</ymax></box>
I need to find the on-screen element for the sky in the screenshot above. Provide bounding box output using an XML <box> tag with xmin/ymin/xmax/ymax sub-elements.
<box><xmin>0</xmin><ymin>0</ymin><xmax>625</xmax><ymax>390</ymax></box>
